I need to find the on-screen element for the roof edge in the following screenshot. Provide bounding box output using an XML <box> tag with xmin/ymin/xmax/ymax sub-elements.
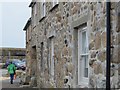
<box><xmin>29</xmin><ymin>2</ymin><xmax>36</xmax><ymax>7</ymax></box>
<box><xmin>23</xmin><ymin>17</ymin><xmax>31</xmax><ymax>31</ymax></box>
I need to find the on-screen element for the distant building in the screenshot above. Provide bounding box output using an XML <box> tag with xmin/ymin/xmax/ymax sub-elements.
<box><xmin>23</xmin><ymin>1</ymin><xmax>120</xmax><ymax>88</ymax></box>
<box><xmin>0</xmin><ymin>47</ymin><xmax>26</xmax><ymax>62</ymax></box>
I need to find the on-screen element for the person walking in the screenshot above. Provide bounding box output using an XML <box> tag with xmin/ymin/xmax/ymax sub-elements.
<box><xmin>7</xmin><ymin>61</ymin><xmax>16</xmax><ymax>84</ymax></box>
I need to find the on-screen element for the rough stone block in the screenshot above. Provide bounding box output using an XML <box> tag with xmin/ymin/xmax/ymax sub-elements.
<box><xmin>92</xmin><ymin>18</ymin><xmax>97</xmax><ymax>32</ymax></box>
<box><xmin>95</xmin><ymin>31</ymin><xmax>101</xmax><ymax>49</ymax></box>
<box><xmin>119</xmin><ymin>66</ymin><xmax>120</xmax><ymax>75</ymax></box>
<box><xmin>101</xmin><ymin>31</ymin><xmax>106</xmax><ymax>48</ymax></box>
<box><xmin>100</xmin><ymin>17</ymin><xmax>105</xmax><ymax>28</ymax></box>
<box><xmin>111</xmin><ymin>74</ymin><xmax>119</xmax><ymax>88</ymax></box>
<box><xmin>89</xmin><ymin>59</ymin><xmax>96</xmax><ymax>67</ymax></box>
<box><xmin>97</xmin><ymin>50</ymin><xmax>106</xmax><ymax>62</ymax></box>
<box><xmin>71</xmin><ymin>6</ymin><xmax>78</xmax><ymax>15</ymax></box>
<box><xmin>20</xmin><ymin>72</ymin><xmax>26</xmax><ymax>85</ymax></box>
<box><xmin>66</xmin><ymin>62</ymin><xmax>73</xmax><ymax>73</ymax></box>
<box><xmin>96</xmin><ymin>74</ymin><xmax>106</xmax><ymax>88</ymax></box>
<box><xmin>89</xmin><ymin>40</ymin><xmax>95</xmax><ymax>50</ymax></box>
<box><xmin>90</xmin><ymin>4</ymin><xmax>94</xmax><ymax>10</ymax></box>
<box><xmin>56</xmin><ymin>11</ymin><xmax>62</xmax><ymax>22</ymax></box>
<box><xmin>62</xmin><ymin>46</ymin><xmax>69</xmax><ymax>56</ymax></box>
<box><xmin>29</xmin><ymin>76</ymin><xmax>37</xmax><ymax>87</ymax></box>
<box><xmin>93</xmin><ymin>61</ymin><xmax>103</xmax><ymax>74</ymax></box>
<box><xmin>25</xmin><ymin>75</ymin><xmax>31</xmax><ymax>84</ymax></box>
<box><xmin>115</xmin><ymin>33</ymin><xmax>120</xmax><ymax>45</ymax></box>
<box><xmin>89</xmin><ymin>75</ymin><xmax>96</xmax><ymax>88</ymax></box>
<box><xmin>90</xmin><ymin>51</ymin><xmax>97</xmax><ymax>58</ymax></box>
<box><xmin>111</xmin><ymin>2</ymin><xmax>116</xmax><ymax>9</ymax></box>
<box><xmin>116</xmin><ymin>15</ymin><xmax>120</xmax><ymax>32</ymax></box>
<box><xmin>111</xmin><ymin>46</ymin><xmax>120</xmax><ymax>63</ymax></box>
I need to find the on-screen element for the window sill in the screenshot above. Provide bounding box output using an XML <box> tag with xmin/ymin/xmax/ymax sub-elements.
<box><xmin>39</xmin><ymin>16</ymin><xmax>46</xmax><ymax>22</ymax></box>
<box><xmin>49</xmin><ymin>4</ymin><xmax>59</xmax><ymax>12</ymax></box>
<box><xmin>78</xmin><ymin>82</ymin><xmax>89</xmax><ymax>88</ymax></box>
<box><xmin>33</xmin><ymin>25</ymin><xmax>36</xmax><ymax>29</ymax></box>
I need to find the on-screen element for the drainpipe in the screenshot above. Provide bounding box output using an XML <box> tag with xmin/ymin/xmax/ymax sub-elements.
<box><xmin>106</xmin><ymin>1</ymin><xmax>111</xmax><ymax>89</ymax></box>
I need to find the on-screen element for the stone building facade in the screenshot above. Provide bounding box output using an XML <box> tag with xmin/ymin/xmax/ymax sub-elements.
<box><xmin>23</xmin><ymin>1</ymin><xmax>120</xmax><ymax>88</ymax></box>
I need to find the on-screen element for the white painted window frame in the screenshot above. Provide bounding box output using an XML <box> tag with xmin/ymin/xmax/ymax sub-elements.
<box><xmin>40</xmin><ymin>42</ymin><xmax>44</xmax><ymax>72</ymax></box>
<box><xmin>52</xmin><ymin>0</ymin><xmax>58</xmax><ymax>7</ymax></box>
<box><xmin>50</xmin><ymin>38</ymin><xmax>54</xmax><ymax>80</ymax></box>
<box><xmin>34</xmin><ymin>4</ymin><xmax>37</xmax><ymax>15</ymax></box>
<box><xmin>78</xmin><ymin>27</ymin><xmax>89</xmax><ymax>86</ymax></box>
<box><xmin>33</xmin><ymin>4</ymin><xmax>37</xmax><ymax>27</ymax></box>
<box><xmin>41</xmin><ymin>0</ymin><xmax>46</xmax><ymax>18</ymax></box>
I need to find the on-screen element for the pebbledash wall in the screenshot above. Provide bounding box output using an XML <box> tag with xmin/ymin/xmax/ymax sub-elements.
<box><xmin>24</xmin><ymin>1</ymin><xmax>120</xmax><ymax>88</ymax></box>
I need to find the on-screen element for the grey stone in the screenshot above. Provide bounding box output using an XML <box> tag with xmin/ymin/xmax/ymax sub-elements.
<box><xmin>89</xmin><ymin>75</ymin><xmax>97</xmax><ymax>88</ymax></box>
<box><xmin>89</xmin><ymin>59</ymin><xmax>96</xmax><ymax>67</ymax></box>
<box><xmin>24</xmin><ymin>2</ymin><xmax>119</xmax><ymax>88</ymax></box>
<box><xmin>29</xmin><ymin>76</ymin><xmax>37</xmax><ymax>87</ymax></box>
<box><xmin>93</xmin><ymin>61</ymin><xmax>103</xmax><ymax>74</ymax></box>
<box><xmin>94</xmin><ymin>31</ymin><xmax>101</xmax><ymax>50</ymax></box>
<box><xmin>96</xmin><ymin>74</ymin><xmax>106</xmax><ymax>88</ymax></box>
<box><xmin>111</xmin><ymin>46</ymin><xmax>120</xmax><ymax>63</ymax></box>
<box><xmin>97</xmin><ymin>50</ymin><xmax>106</xmax><ymax>62</ymax></box>
<box><xmin>89</xmin><ymin>40</ymin><xmax>95</xmax><ymax>50</ymax></box>
<box><xmin>90</xmin><ymin>51</ymin><xmax>97</xmax><ymax>58</ymax></box>
<box><xmin>101</xmin><ymin>31</ymin><xmax>106</xmax><ymax>48</ymax></box>
<box><xmin>20</xmin><ymin>72</ymin><xmax>26</xmax><ymax>85</ymax></box>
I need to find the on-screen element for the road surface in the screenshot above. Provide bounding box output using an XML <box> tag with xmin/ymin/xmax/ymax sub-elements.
<box><xmin>0</xmin><ymin>69</ymin><xmax>21</xmax><ymax>88</ymax></box>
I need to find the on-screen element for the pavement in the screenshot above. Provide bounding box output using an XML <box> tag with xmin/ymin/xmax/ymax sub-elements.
<box><xmin>0</xmin><ymin>69</ymin><xmax>21</xmax><ymax>88</ymax></box>
<box><xmin>1</xmin><ymin>77</ymin><xmax>20</xmax><ymax>88</ymax></box>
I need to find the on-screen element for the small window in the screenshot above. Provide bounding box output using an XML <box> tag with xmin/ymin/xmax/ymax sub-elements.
<box><xmin>34</xmin><ymin>4</ymin><xmax>37</xmax><ymax>15</ymax></box>
<box><xmin>40</xmin><ymin>42</ymin><xmax>44</xmax><ymax>72</ymax></box>
<box><xmin>41</xmin><ymin>0</ymin><xmax>46</xmax><ymax>18</ymax></box>
<box><xmin>33</xmin><ymin>4</ymin><xmax>37</xmax><ymax>27</ymax></box>
<box><xmin>52</xmin><ymin>0</ymin><xmax>58</xmax><ymax>7</ymax></box>
<box><xmin>49</xmin><ymin>0</ymin><xmax>59</xmax><ymax>12</ymax></box>
<box><xmin>78</xmin><ymin>27</ymin><xmax>89</xmax><ymax>85</ymax></box>
<box><xmin>49</xmin><ymin>37</ymin><xmax>54</xmax><ymax>80</ymax></box>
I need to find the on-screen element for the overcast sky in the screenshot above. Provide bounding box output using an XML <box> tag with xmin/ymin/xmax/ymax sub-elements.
<box><xmin>1</xmin><ymin>2</ymin><xmax>31</xmax><ymax>48</ymax></box>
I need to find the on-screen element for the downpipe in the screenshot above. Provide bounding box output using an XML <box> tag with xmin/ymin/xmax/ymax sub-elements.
<box><xmin>106</xmin><ymin>1</ymin><xmax>111</xmax><ymax>89</ymax></box>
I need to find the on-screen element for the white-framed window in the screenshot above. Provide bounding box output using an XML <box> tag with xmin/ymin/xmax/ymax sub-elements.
<box><xmin>78</xmin><ymin>27</ymin><xmax>89</xmax><ymax>85</ymax></box>
<box><xmin>41</xmin><ymin>0</ymin><xmax>46</xmax><ymax>18</ymax></box>
<box><xmin>49</xmin><ymin>37</ymin><xmax>54</xmax><ymax>80</ymax></box>
<box><xmin>33</xmin><ymin>4</ymin><xmax>37</xmax><ymax>27</ymax></box>
<box><xmin>34</xmin><ymin>3</ymin><xmax>37</xmax><ymax>15</ymax></box>
<box><xmin>40</xmin><ymin>42</ymin><xmax>44</xmax><ymax>72</ymax></box>
<box><xmin>52</xmin><ymin>0</ymin><xmax>58</xmax><ymax>7</ymax></box>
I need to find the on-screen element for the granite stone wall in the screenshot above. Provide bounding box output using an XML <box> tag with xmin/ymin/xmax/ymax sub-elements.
<box><xmin>27</xmin><ymin>2</ymin><xmax>120</xmax><ymax>88</ymax></box>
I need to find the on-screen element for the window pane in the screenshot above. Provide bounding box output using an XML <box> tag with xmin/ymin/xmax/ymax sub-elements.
<box><xmin>84</xmin><ymin>55</ymin><xmax>88</xmax><ymax>77</ymax></box>
<box><xmin>81</xmin><ymin>55</ymin><xmax>88</xmax><ymax>77</ymax></box>
<box><xmin>51</xmin><ymin>39</ymin><xmax>54</xmax><ymax>76</ymax></box>
<box><xmin>43</xmin><ymin>3</ymin><xmax>45</xmax><ymax>16</ymax></box>
<box><xmin>82</xmin><ymin>31</ymin><xmax>87</xmax><ymax>53</ymax></box>
<box><xmin>34</xmin><ymin>5</ymin><xmax>37</xmax><ymax>15</ymax></box>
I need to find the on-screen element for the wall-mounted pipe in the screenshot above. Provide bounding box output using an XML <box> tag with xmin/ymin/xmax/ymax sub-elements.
<box><xmin>106</xmin><ymin>1</ymin><xmax>111</xmax><ymax>89</ymax></box>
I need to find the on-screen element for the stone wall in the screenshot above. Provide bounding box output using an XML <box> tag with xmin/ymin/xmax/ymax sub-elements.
<box><xmin>28</xmin><ymin>2</ymin><xmax>120</xmax><ymax>88</ymax></box>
